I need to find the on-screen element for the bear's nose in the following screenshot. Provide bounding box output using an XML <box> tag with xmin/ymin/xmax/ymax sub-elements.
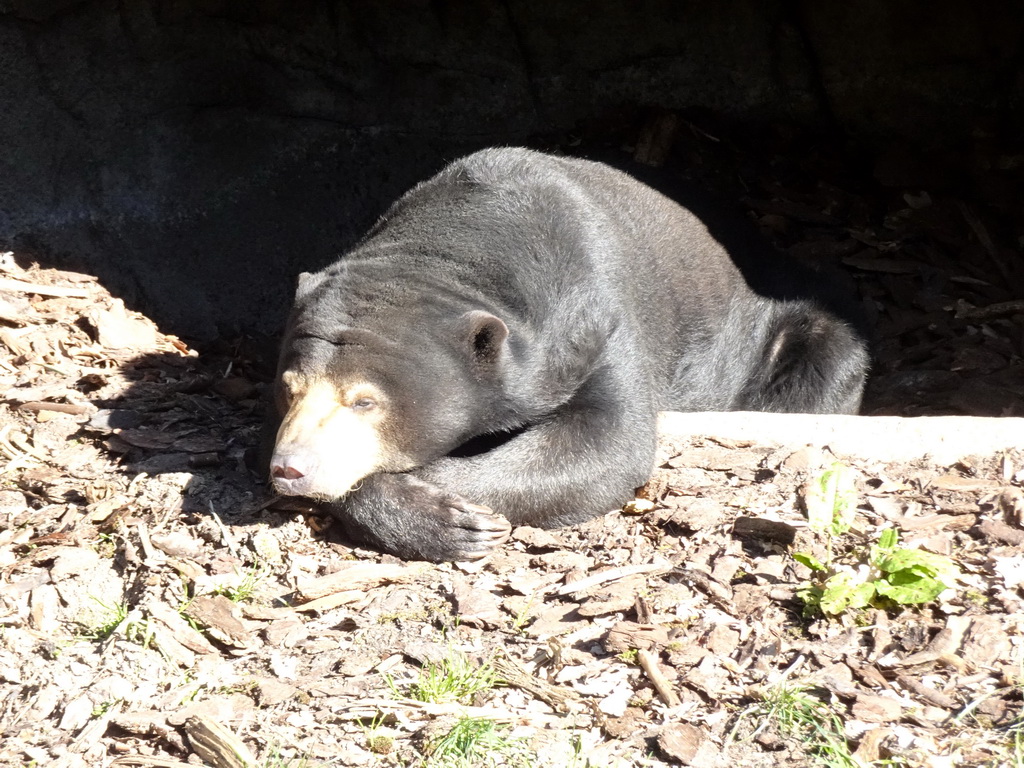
<box><xmin>270</xmin><ymin>454</ymin><xmax>309</xmax><ymax>484</ymax></box>
<box><xmin>272</xmin><ymin>464</ymin><xmax>304</xmax><ymax>480</ymax></box>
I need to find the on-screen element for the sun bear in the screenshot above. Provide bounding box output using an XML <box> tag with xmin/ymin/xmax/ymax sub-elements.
<box><xmin>267</xmin><ymin>148</ymin><xmax>869</xmax><ymax>562</ymax></box>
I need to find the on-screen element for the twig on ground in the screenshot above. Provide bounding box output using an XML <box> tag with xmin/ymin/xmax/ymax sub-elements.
<box><xmin>208</xmin><ymin>503</ymin><xmax>241</xmax><ymax>558</ymax></box>
<box><xmin>332</xmin><ymin>697</ymin><xmax>570</xmax><ymax>728</ymax></box>
<box><xmin>553</xmin><ymin>561</ymin><xmax>671</xmax><ymax>597</ymax></box>
<box><xmin>491</xmin><ymin>655</ymin><xmax>584</xmax><ymax>713</ymax></box>
<box><xmin>637</xmin><ymin>648</ymin><xmax>681</xmax><ymax>707</ymax></box>
<box><xmin>0</xmin><ymin>276</ymin><xmax>91</xmax><ymax>298</ymax></box>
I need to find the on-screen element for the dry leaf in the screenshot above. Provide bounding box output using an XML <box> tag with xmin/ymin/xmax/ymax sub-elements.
<box><xmin>87</xmin><ymin>299</ymin><xmax>158</xmax><ymax>350</ymax></box>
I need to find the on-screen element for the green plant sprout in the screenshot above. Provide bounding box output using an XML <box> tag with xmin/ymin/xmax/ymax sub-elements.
<box><xmin>796</xmin><ymin>528</ymin><xmax>959</xmax><ymax>616</ymax></box>
<box><xmin>730</xmin><ymin>683</ymin><xmax>862</xmax><ymax>768</ymax></box>
<box><xmin>360</xmin><ymin>711</ymin><xmax>395</xmax><ymax>756</ymax></box>
<box><xmin>80</xmin><ymin>597</ymin><xmax>129</xmax><ymax>641</ymax></box>
<box><xmin>426</xmin><ymin>717</ymin><xmax>530</xmax><ymax>768</ymax></box>
<box><xmin>215</xmin><ymin>561</ymin><xmax>270</xmax><ymax>603</ymax></box>
<box><xmin>806</xmin><ymin>462</ymin><xmax>858</xmax><ymax>537</ymax></box>
<box><xmin>388</xmin><ymin>650</ymin><xmax>501</xmax><ymax>705</ymax></box>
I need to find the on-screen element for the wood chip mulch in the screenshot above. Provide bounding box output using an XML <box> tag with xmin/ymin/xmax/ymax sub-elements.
<box><xmin>0</xmin><ymin>239</ymin><xmax>1021</xmax><ymax>768</ymax></box>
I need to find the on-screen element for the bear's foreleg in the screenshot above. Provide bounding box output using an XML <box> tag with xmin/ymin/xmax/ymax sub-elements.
<box><xmin>418</xmin><ymin>369</ymin><xmax>657</xmax><ymax>530</ymax></box>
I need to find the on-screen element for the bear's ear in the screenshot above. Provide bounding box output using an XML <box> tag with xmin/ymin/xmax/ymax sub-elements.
<box><xmin>462</xmin><ymin>310</ymin><xmax>508</xmax><ymax>366</ymax></box>
<box><xmin>295</xmin><ymin>271</ymin><xmax>319</xmax><ymax>300</ymax></box>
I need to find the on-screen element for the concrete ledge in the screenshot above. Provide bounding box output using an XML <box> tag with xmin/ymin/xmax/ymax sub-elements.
<box><xmin>658</xmin><ymin>412</ymin><xmax>1024</xmax><ymax>465</ymax></box>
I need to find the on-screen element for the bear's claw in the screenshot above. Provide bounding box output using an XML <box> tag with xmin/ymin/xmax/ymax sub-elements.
<box><xmin>444</xmin><ymin>502</ymin><xmax>511</xmax><ymax>560</ymax></box>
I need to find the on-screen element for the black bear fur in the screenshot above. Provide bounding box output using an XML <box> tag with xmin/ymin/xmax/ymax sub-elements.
<box><xmin>267</xmin><ymin>148</ymin><xmax>869</xmax><ymax>562</ymax></box>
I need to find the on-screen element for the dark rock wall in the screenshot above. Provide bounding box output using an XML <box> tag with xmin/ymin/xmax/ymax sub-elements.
<box><xmin>1</xmin><ymin>1</ymin><xmax>1022</xmax><ymax>338</ymax></box>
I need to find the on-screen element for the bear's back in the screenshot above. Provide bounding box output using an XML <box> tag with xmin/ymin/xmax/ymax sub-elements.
<box><xmin>354</xmin><ymin>148</ymin><xmax>758</xmax><ymax>398</ymax></box>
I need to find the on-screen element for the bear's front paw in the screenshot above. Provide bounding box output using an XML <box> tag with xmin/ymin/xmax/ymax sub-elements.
<box><xmin>437</xmin><ymin>499</ymin><xmax>512</xmax><ymax>561</ymax></box>
<box><xmin>328</xmin><ymin>473</ymin><xmax>511</xmax><ymax>562</ymax></box>
<box><xmin>397</xmin><ymin>476</ymin><xmax>510</xmax><ymax>560</ymax></box>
